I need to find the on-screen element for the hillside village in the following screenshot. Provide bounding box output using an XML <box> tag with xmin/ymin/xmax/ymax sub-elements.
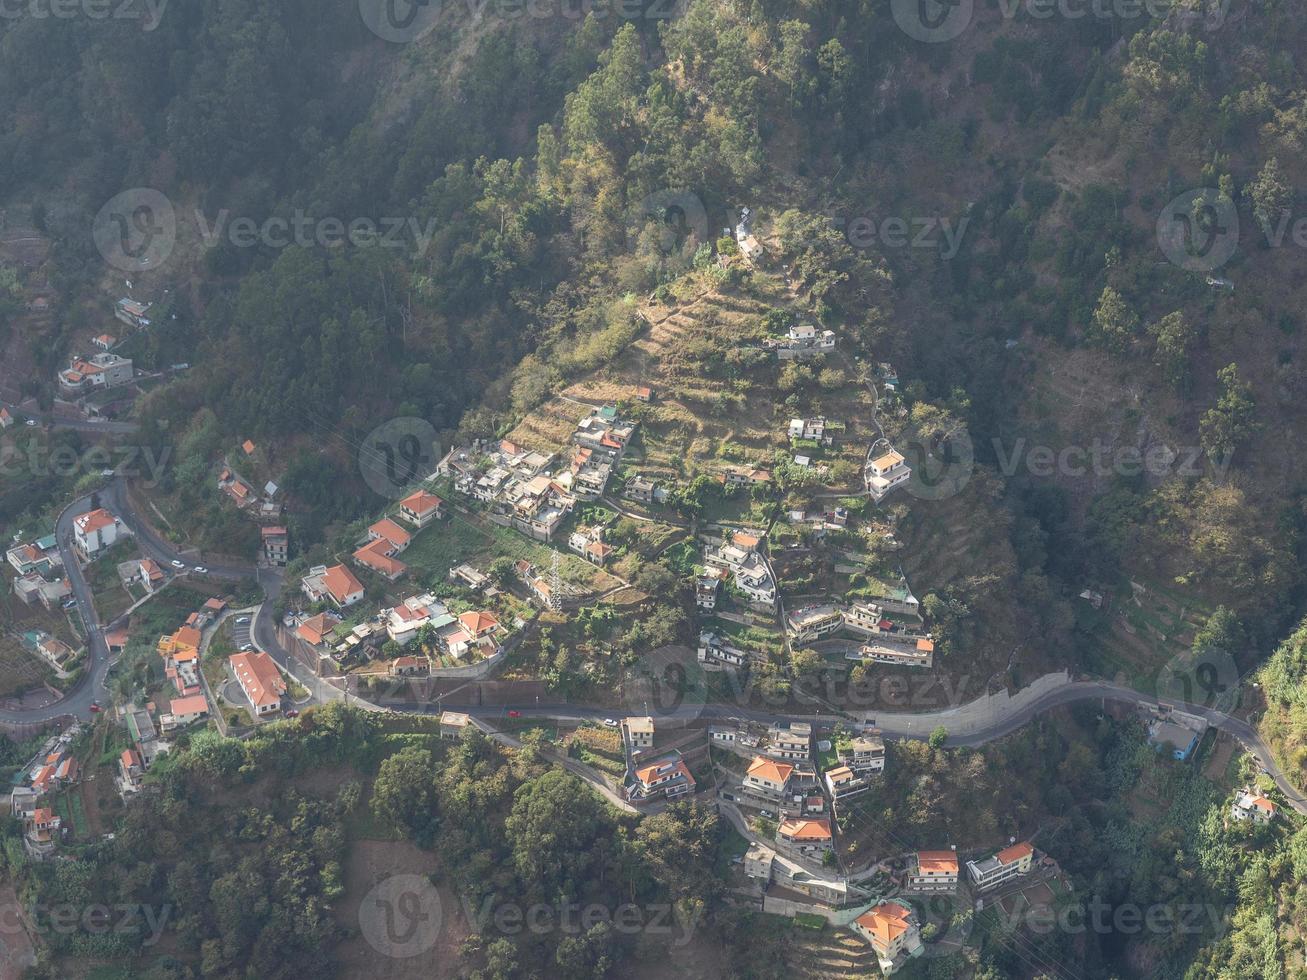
<box><xmin>0</xmin><ymin>187</ymin><xmax>1297</xmax><ymax>980</ymax></box>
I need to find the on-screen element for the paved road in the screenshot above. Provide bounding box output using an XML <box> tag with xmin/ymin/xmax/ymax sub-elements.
<box><xmin>9</xmin><ymin>483</ymin><xmax>1305</xmax><ymax>816</ymax></box>
<box><xmin>378</xmin><ymin>675</ymin><xmax>1307</xmax><ymax>816</ymax></box>
<box><xmin>0</xmin><ymin>479</ymin><xmax>260</xmax><ymax>724</ymax></box>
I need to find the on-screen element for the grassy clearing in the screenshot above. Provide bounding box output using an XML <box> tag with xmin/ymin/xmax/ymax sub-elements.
<box><xmin>402</xmin><ymin>512</ymin><xmax>616</xmax><ymax>591</ymax></box>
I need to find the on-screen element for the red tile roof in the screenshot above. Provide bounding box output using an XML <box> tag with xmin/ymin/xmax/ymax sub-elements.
<box><xmin>322</xmin><ymin>564</ymin><xmax>364</xmax><ymax>603</ymax></box>
<box><xmin>995</xmin><ymin>842</ymin><xmax>1034</xmax><ymax>865</ymax></box>
<box><xmin>229</xmin><ymin>651</ymin><xmax>286</xmax><ymax>708</ymax></box>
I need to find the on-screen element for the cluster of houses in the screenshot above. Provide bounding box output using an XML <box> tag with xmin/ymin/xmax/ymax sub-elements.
<box><xmin>700</xmin><ymin>529</ymin><xmax>777</xmax><ymax>611</ymax></box>
<box><xmin>291</xmin><ymin>589</ymin><xmax>504</xmax><ymax>676</ymax></box>
<box><xmin>155</xmin><ymin>624</ymin><xmax>212</xmax><ymax>730</ymax></box>
<box><xmin>8</xmin><ymin>533</ymin><xmax>72</xmax><ymax>610</ymax></box>
<box><xmin>766</xmin><ymin>323</ymin><xmax>837</xmax><ymax>361</ymax></box>
<box><xmin>11</xmin><ymin>730</ymin><xmax>83</xmax><ymax>859</ymax></box>
<box><xmin>298</xmin><ymin>490</ymin><xmax>446</xmax><ymax>605</ymax></box>
<box><xmin>784</xmin><ymin>597</ymin><xmax>934</xmax><ymax>668</ymax></box>
<box><xmin>441</xmin><ymin>408</ymin><xmax>637</xmax><ymax>543</ymax></box>
<box><xmin>218</xmin><ymin>444</ymin><xmax>284</xmax><ymax>521</ymax></box>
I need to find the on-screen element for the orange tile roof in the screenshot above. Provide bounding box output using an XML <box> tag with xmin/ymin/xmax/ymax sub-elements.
<box><xmin>917</xmin><ymin>850</ymin><xmax>958</xmax><ymax>875</ymax></box>
<box><xmin>996</xmin><ymin>842</ymin><xmax>1034</xmax><ymax>865</ymax></box>
<box><xmin>1251</xmin><ymin>796</ymin><xmax>1276</xmax><ymax>813</ymax></box>
<box><xmin>856</xmin><ymin>902</ymin><xmax>914</xmax><ymax>947</ymax></box>
<box><xmin>746</xmin><ymin>756</ymin><xmax>794</xmax><ymax>785</ymax></box>
<box><xmin>733</xmin><ymin>531</ymin><xmax>761</xmax><ymax>550</ymax></box>
<box><xmin>169</xmin><ymin>694</ymin><xmax>209</xmax><ymax>716</ymax></box>
<box><xmin>353</xmin><ymin>538</ymin><xmax>407</xmax><ymax>578</ymax></box>
<box><xmin>458</xmin><ymin>610</ymin><xmax>499</xmax><ymax>636</ymax></box>
<box><xmin>229</xmin><ymin>651</ymin><xmax>286</xmax><ymax>708</ymax></box>
<box><xmin>242</xmin><ymin>439</ymin><xmax>256</xmax><ymax>455</ymax></box>
<box><xmin>323</xmin><ymin>564</ymin><xmax>364</xmax><ymax>602</ymax></box>
<box><xmin>296</xmin><ymin>613</ymin><xmax>340</xmax><ymax>646</ymax></box>
<box><xmin>778</xmin><ymin>817</ymin><xmax>831</xmax><ymax>841</ymax></box>
<box><xmin>400</xmin><ymin>489</ymin><xmax>443</xmax><ymax>516</ymax></box>
<box><xmin>916</xmin><ymin>638</ymin><xmax>935</xmax><ymax>653</ymax></box>
<box><xmin>120</xmin><ymin>748</ymin><xmax>141</xmax><ymax>769</ymax></box>
<box><xmin>74</xmin><ymin>508</ymin><xmax>116</xmax><ymax>535</ymax></box>
<box><xmin>369</xmin><ymin>518</ymin><xmax>411</xmax><ymax>549</ymax></box>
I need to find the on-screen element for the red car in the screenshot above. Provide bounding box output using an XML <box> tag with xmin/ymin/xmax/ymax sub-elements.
<box><xmin>507</xmin><ymin>710</ymin><xmax>521</xmax><ymax>718</ymax></box>
<box><xmin>284</xmin><ymin>709</ymin><xmax>299</xmax><ymax>718</ymax></box>
<box><xmin>88</xmin><ymin>703</ymin><xmax>101</xmax><ymax>713</ymax></box>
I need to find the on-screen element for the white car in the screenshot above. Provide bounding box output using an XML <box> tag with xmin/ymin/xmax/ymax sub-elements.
<box><xmin>170</xmin><ymin>559</ymin><xmax>185</xmax><ymax>569</ymax></box>
<box><xmin>193</xmin><ymin>566</ymin><xmax>207</xmax><ymax>574</ymax></box>
<box><xmin>24</xmin><ymin>419</ymin><xmax>37</xmax><ymax>427</ymax></box>
<box><xmin>603</xmin><ymin>718</ymin><xmax>619</xmax><ymax>728</ymax></box>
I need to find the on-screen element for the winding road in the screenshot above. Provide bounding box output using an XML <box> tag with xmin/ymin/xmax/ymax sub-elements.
<box><xmin>0</xmin><ymin>478</ymin><xmax>264</xmax><ymax>724</ymax></box>
<box><xmin>8</xmin><ymin>480</ymin><xmax>1304</xmax><ymax>817</ymax></box>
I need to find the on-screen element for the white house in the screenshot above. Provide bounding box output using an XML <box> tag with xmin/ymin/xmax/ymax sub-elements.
<box><xmin>1231</xmin><ymin>789</ymin><xmax>1277</xmax><ymax>825</ymax></box>
<box><xmin>73</xmin><ymin>508</ymin><xmax>123</xmax><ymax>560</ymax></box>
<box><xmin>966</xmin><ymin>842</ymin><xmax>1034</xmax><ymax>892</ymax></box>
<box><xmin>866</xmin><ymin>449</ymin><xmax>911</xmax><ymax>501</ymax></box>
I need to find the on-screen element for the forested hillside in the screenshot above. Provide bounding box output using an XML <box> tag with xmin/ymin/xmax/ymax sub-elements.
<box><xmin>5</xmin><ymin>1</ymin><xmax>1307</xmax><ymax>976</ymax></box>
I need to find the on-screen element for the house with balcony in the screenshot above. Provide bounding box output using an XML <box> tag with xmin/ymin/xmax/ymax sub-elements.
<box><xmin>967</xmin><ymin>842</ymin><xmax>1035</xmax><ymax>892</ymax></box>
<box><xmin>697</xmin><ymin>631</ymin><xmax>748</xmax><ymax>669</ymax></box>
<box><xmin>568</xmin><ymin>525</ymin><xmax>614</xmax><ymax>566</ymax></box>
<box><xmin>627</xmin><ymin>750</ymin><xmax>695</xmax><ymax>802</ymax></box>
<box><xmin>73</xmin><ymin>508</ymin><xmax>125</xmax><ymax>560</ymax></box>
<box><xmin>905</xmin><ymin>850</ymin><xmax>959</xmax><ymax>892</ymax></box>
<box><xmin>853</xmin><ymin>636</ymin><xmax>934</xmax><ymax>669</ymax></box>
<box><xmin>261</xmin><ymin>526</ymin><xmax>288</xmax><ymax>565</ymax></box>
<box><xmin>773</xmin><ymin>324</ymin><xmax>837</xmax><ymax>360</ymax></box>
<box><xmin>622</xmin><ymin>716</ymin><xmax>655</xmax><ymax>752</ymax></box>
<box><xmin>838</xmin><ymin>734</ymin><xmax>886</xmax><ymax>773</ymax></box>
<box><xmin>1231</xmin><ymin>789</ymin><xmax>1277</xmax><ymax>824</ymax></box>
<box><xmin>866</xmin><ymin>449</ymin><xmax>911</xmax><ymax>501</ymax></box>
<box><xmin>766</xmin><ymin>722</ymin><xmax>812</xmax><ymax>762</ymax></box>
<box><xmin>58</xmin><ymin>352</ymin><xmax>134</xmax><ymax>394</ymax></box>
<box><xmin>775</xmin><ymin>817</ymin><xmax>833</xmax><ymax>861</ymax></box>
<box><xmin>786</xmin><ymin>604</ymin><xmax>844</xmax><ymax>645</ymax></box>
<box><xmin>398</xmin><ymin>489</ymin><xmax>445</xmax><ymax>528</ymax></box>
<box><xmin>301</xmin><ymin>564</ymin><xmax>365</xmax><ymax>609</ymax></box>
<box><xmin>744</xmin><ymin>756</ymin><xmax>795</xmax><ymax>800</ymax></box>
<box><xmin>824</xmin><ymin>765</ymin><xmax>869</xmax><ymax>808</ymax></box>
<box><xmin>852</xmin><ymin>902</ymin><xmax>923</xmax><ymax>975</ymax></box>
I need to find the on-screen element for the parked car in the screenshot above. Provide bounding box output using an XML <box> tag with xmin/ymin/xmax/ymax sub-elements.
<box><xmin>89</xmin><ymin>702</ymin><xmax>101</xmax><ymax>713</ymax></box>
<box><xmin>170</xmin><ymin>559</ymin><xmax>185</xmax><ymax>569</ymax></box>
<box><xmin>603</xmin><ymin>718</ymin><xmax>619</xmax><ymax>727</ymax></box>
<box><xmin>24</xmin><ymin>419</ymin><xmax>36</xmax><ymax>427</ymax></box>
<box><xmin>235</xmin><ymin>616</ymin><xmax>250</xmax><ymax>625</ymax></box>
<box><xmin>240</xmin><ymin>644</ymin><xmax>253</xmax><ymax>652</ymax></box>
<box><xmin>193</xmin><ymin>566</ymin><xmax>207</xmax><ymax>574</ymax></box>
<box><xmin>284</xmin><ymin>709</ymin><xmax>299</xmax><ymax>718</ymax></box>
<box><xmin>507</xmin><ymin>710</ymin><xmax>521</xmax><ymax>718</ymax></box>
